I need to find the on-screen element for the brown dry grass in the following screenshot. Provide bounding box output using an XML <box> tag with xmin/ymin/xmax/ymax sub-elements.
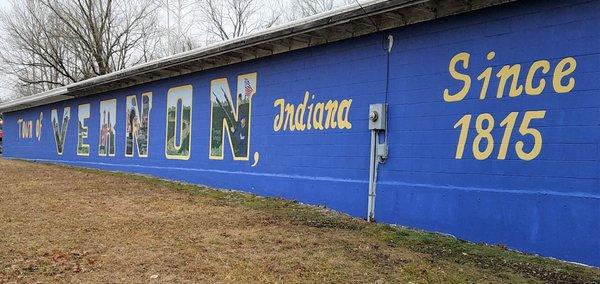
<box><xmin>0</xmin><ymin>158</ymin><xmax>598</xmax><ymax>283</ymax></box>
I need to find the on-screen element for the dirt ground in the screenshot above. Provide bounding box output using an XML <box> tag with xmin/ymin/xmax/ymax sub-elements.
<box><xmin>0</xmin><ymin>159</ymin><xmax>598</xmax><ymax>283</ymax></box>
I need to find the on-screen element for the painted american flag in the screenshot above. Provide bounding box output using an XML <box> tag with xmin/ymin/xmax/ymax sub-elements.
<box><xmin>244</xmin><ymin>78</ymin><xmax>254</xmax><ymax>98</ymax></box>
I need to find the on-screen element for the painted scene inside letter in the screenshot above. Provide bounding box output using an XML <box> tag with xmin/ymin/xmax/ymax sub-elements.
<box><xmin>51</xmin><ymin>107</ymin><xmax>70</xmax><ymax>155</ymax></box>
<box><xmin>99</xmin><ymin>99</ymin><xmax>117</xmax><ymax>157</ymax></box>
<box><xmin>165</xmin><ymin>85</ymin><xmax>193</xmax><ymax>160</ymax></box>
<box><xmin>209</xmin><ymin>73</ymin><xmax>257</xmax><ymax>161</ymax></box>
<box><xmin>126</xmin><ymin>93</ymin><xmax>152</xmax><ymax>157</ymax></box>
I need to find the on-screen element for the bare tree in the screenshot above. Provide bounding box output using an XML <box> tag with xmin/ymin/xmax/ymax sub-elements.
<box><xmin>154</xmin><ymin>0</ymin><xmax>199</xmax><ymax>55</ymax></box>
<box><xmin>0</xmin><ymin>0</ymin><xmax>160</xmax><ymax>96</ymax></box>
<box><xmin>0</xmin><ymin>1</ymin><xmax>69</xmax><ymax>95</ymax></box>
<box><xmin>197</xmin><ymin>0</ymin><xmax>282</xmax><ymax>43</ymax></box>
<box><xmin>288</xmin><ymin>0</ymin><xmax>353</xmax><ymax>19</ymax></box>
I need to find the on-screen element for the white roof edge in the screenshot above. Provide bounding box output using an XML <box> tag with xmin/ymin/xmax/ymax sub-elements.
<box><xmin>0</xmin><ymin>87</ymin><xmax>69</xmax><ymax>112</ymax></box>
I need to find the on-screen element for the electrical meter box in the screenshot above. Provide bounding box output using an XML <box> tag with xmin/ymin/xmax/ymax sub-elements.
<box><xmin>369</xmin><ymin>103</ymin><xmax>387</xmax><ymax>130</ymax></box>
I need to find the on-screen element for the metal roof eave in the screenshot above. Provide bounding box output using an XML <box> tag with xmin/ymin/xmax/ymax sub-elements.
<box><xmin>0</xmin><ymin>87</ymin><xmax>70</xmax><ymax>113</ymax></box>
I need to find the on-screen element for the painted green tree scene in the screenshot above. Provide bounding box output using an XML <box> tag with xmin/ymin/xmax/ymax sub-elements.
<box><xmin>210</xmin><ymin>73</ymin><xmax>256</xmax><ymax>160</ymax></box>
<box><xmin>166</xmin><ymin>85</ymin><xmax>192</xmax><ymax>159</ymax></box>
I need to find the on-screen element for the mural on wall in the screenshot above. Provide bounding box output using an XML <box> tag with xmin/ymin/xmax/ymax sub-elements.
<box><xmin>51</xmin><ymin>107</ymin><xmax>70</xmax><ymax>155</ymax></box>
<box><xmin>77</xmin><ymin>104</ymin><xmax>91</xmax><ymax>156</ymax></box>
<box><xmin>209</xmin><ymin>73</ymin><xmax>256</xmax><ymax>161</ymax></box>
<box><xmin>273</xmin><ymin>91</ymin><xmax>352</xmax><ymax>132</ymax></box>
<box><xmin>14</xmin><ymin>54</ymin><xmax>576</xmax><ymax>164</ymax></box>
<box><xmin>11</xmin><ymin>71</ymin><xmax>358</xmax><ymax>167</ymax></box>
<box><xmin>125</xmin><ymin>93</ymin><xmax>152</xmax><ymax>158</ymax></box>
<box><xmin>16</xmin><ymin>118</ymin><xmax>33</xmax><ymax>139</ymax></box>
<box><xmin>99</xmin><ymin>99</ymin><xmax>117</xmax><ymax>157</ymax></box>
<box><xmin>16</xmin><ymin>112</ymin><xmax>44</xmax><ymax>140</ymax></box>
<box><xmin>36</xmin><ymin>112</ymin><xmax>43</xmax><ymax>141</ymax></box>
<box><xmin>443</xmin><ymin>51</ymin><xmax>577</xmax><ymax>161</ymax></box>
<box><xmin>165</xmin><ymin>85</ymin><xmax>192</xmax><ymax>160</ymax></box>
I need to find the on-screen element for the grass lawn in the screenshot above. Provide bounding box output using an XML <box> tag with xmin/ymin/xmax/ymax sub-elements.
<box><xmin>0</xmin><ymin>159</ymin><xmax>598</xmax><ymax>283</ymax></box>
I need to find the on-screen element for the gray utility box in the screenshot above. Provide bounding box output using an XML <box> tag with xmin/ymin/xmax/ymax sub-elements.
<box><xmin>368</xmin><ymin>103</ymin><xmax>387</xmax><ymax>130</ymax></box>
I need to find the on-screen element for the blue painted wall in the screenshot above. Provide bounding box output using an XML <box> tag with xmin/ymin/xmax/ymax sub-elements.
<box><xmin>3</xmin><ymin>0</ymin><xmax>599</xmax><ymax>266</ymax></box>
